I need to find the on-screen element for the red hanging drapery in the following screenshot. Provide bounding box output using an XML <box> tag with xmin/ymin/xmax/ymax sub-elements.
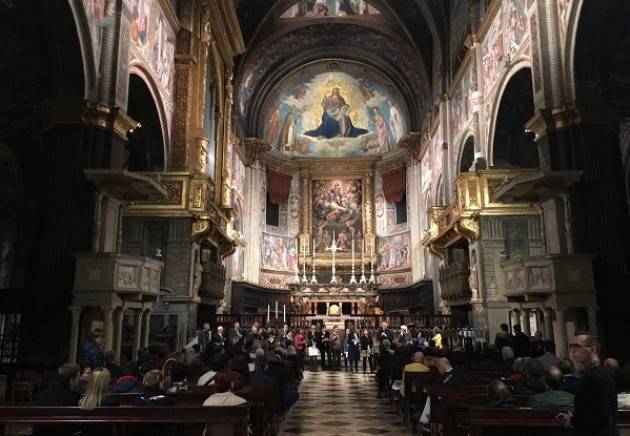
<box><xmin>267</xmin><ymin>169</ymin><xmax>292</xmax><ymax>205</ymax></box>
<box><xmin>382</xmin><ymin>166</ymin><xmax>406</xmax><ymax>203</ymax></box>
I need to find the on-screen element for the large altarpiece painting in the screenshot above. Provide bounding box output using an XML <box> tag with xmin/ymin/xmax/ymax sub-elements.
<box><xmin>311</xmin><ymin>178</ymin><xmax>364</xmax><ymax>254</ymax></box>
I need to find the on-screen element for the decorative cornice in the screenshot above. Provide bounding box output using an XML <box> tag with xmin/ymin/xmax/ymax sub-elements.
<box><xmin>82</xmin><ymin>102</ymin><xmax>140</xmax><ymax>140</ymax></box>
<box><xmin>244</xmin><ymin>137</ymin><xmax>272</xmax><ymax>166</ymax></box>
<box><xmin>525</xmin><ymin>105</ymin><xmax>581</xmax><ymax>140</ymax></box>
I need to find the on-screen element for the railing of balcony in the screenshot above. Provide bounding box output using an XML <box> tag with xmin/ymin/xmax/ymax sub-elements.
<box><xmin>439</xmin><ymin>262</ymin><xmax>472</xmax><ymax>301</ymax></box>
<box><xmin>199</xmin><ymin>262</ymin><xmax>226</xmax><ymax>299</ymax></box>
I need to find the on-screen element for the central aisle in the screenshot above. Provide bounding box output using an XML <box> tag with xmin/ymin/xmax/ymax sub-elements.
<box><xmin>281</xmin><ymin>370</ymin><xmax>412</xmax><ymax>435</ymax></box>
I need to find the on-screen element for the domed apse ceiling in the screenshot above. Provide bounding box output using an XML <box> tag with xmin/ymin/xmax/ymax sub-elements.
<box><xmin>261</xmin><ymin>61</ymin><xmax>409</xmax><ymax>158</ymax></box>
<box><xmin>234</xmin><ymin>0</ymin><xmax>449</xmax><ymax>154</ymax></box>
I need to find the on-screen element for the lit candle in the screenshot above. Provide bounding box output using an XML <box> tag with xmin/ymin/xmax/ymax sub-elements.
<box><xmin>267</xmin><ymin>304</ymin><xmax>270</xmax><ymax>324</ymax></box>
<box><xmin>283</xmin><ymin>305</ymin><xmax>286</xmax><ymax>324</ymax></box>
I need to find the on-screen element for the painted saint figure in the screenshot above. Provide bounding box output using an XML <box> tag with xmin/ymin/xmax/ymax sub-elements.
<box><xmin>387</xmin><ymin>100</ymin><xmax>405</xmax><ymax>144</ymax></box>
<box><xmin>371</xmin><ymin>107</ymin><xmax>391</xmax><ymax>153</ymax></box>
<box><xmin>304</xmin><ymin>88</ymin><xmax>369</xmax><ymax>139</ymax></box>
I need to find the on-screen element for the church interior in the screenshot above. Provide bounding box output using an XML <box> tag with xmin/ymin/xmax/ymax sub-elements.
<box><xmin>1</xmin><ymin>0</ymin><xmax>630</xmax><ymax>434</ymax></box>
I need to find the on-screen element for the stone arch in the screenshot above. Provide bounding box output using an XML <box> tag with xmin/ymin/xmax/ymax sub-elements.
<box><xmin>487</xmin><ymin>63</ymin><xmax>537</xmax><ymax>168</ymax></box>
<box><xmin>67</xmin><ymin>0</ymin><xmax>99</xmax><ymax>99</ymax></box>
<box><xmin>128</xmin><ymin>64</ymin><xmax>170</xmax><ymax>170</ymax></box>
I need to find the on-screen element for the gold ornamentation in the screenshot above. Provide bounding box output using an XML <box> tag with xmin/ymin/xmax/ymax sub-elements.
<box><xmin>192</xmin><ymin>219</ymin><xmax>210</xmax><ymax>237</ymax></box>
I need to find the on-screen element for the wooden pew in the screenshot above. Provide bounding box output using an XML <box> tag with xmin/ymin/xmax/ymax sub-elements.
<box><xmin>0</xmin><ymin>405</ymin><xmax>249</xmax><ymax>436</ymax></box>
<box><xmin>112</xmin><ymin>385</ymin><xmax>279</xmax><ymax>436</ymax></box>
<box><xmin>190</xmin><ymin>384</ymin><xmax>280</xmax><ymax>436</ymax></box>
<box><xmin>425</xmin><ymin>385</ymin><xmax>529</xmax><ymax>436</ymax></box>
<box><xmin>400</xmin><ymin>371</ymin><xmax>505</xmax><ymax>428</ymax></box>
<box><xmin>468</xmin><ymin>407</ymin><xmax>630</xmax><ymax>436</ymax></box>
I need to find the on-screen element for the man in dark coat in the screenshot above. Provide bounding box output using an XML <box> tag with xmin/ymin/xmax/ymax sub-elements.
<box><xmin>78</xmin><ymin>329</ymin><xmax>105</xmax><ymax>370</ymax></box>
<box><xmin>557</xmin><ymin>332</ymin><xmax>618</xmax><ymax>436</ymax></box>
<box><xmin>437</xmin><ymin>357</ymin><xmax>474</xmax><ymax>386</ymax></box>
<box><xmin>34</xmin><ymin>364</ymin><xmax>82</xmax><ymax>436</ymax></box>
<box><xmin>512</xmin><ymin>324</ymin><xmax>530</xmax><ymax>358</ymax></box>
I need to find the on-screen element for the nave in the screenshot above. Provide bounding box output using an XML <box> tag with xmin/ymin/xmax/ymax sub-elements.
<box><xmin>282</xmin><ymin>370</ymin><xmax>409</xmax><ymax>436</ymax></box>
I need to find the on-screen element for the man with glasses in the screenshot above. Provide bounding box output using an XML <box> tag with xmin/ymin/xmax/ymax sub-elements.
<box><xmin>557</xmin><ymin>332</ymin><xmax>618</xmax><ymax>436</ymax></box>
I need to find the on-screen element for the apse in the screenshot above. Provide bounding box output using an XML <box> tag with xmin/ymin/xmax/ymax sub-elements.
<box><xmin>260</xmin><ymin>61</ymin><xmax>409</xmax><ymax>158</ymax></box>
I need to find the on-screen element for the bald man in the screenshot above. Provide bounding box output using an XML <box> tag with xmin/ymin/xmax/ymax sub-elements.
<box><xmin>530</xmin><ymin>366</ymin><xmax>575</xmax><ymax>409</ymax></box>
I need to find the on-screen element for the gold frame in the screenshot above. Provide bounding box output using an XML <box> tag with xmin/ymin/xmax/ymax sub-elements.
<box><xmin>295</xmin><ymin>157</ymin><xmax>378</xmax><ymax>268</ymax></box>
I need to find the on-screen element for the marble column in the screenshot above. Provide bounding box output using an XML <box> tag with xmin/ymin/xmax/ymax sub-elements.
<box><xmin>587</xmin><ymin>308</ymin><xmax>598</xmax><ymax>336</ymax></box>
<box><xmin>132</xmin><ymin>309</ymin><xmax>143</xmax><ymax>361</ymax></box>
<box><xmin>102</xmin><ymin>306</ymin><xmax>115</xmax><ymax>352</ymax></box>
<box><xmin>522</xmin><ymin>309</ymin><xmax>531</xmax><ymax>336</ymax></box>
<box><xmin>407</xmin><ymin>159</ymin><xmax>425</xmax><ymax>281</ymax></box>
<box><xmin>68</xmin><ymin>306</ymin><xmax>83</xmax><ymax>363</ymax></box>
<box><xmin>554</xmin><ymin>307</ymin><xmax>568</xmax><ymax>358</ymax></box>
<box><xmin>142</xmin><ymin>309</ymin><xmax>151</xmax><ymax>348</ymax></box>
<box><xmin>542</xmin><ymin>308</ymin><xmax>553</xmax><ymax>340</ymax></box>
<box><xmin>114</xmin><ymin>307</ymin><xmax>125</xmax><ymax>357</ymax></box>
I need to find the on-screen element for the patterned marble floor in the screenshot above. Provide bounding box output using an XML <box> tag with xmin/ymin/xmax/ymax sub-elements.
<box><xmin>281</xmin><ymin>369</ymin><xmax>413</xmax><ymax>436</ymax></box>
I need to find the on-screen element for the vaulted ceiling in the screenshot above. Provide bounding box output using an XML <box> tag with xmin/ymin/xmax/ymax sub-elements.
<box><xmin>233</xmin><ymin>0</ymin><xmax>450</xmax><ymax>139</ymax></box>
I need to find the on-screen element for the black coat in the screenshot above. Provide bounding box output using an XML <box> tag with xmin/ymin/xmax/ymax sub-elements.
<box><xmin>574</xmin><ymin>365</ymin><xmax>618</xmax><ymax>436</ymax></box>
<box><xmin>440</xmin><ymin>366</ymin><xmax>474</xmax><ymax>386</ymax></box>
<box><xmin>513</xmin><ymin>332</ymin><xmax>530</xmax><ymax>357</ymax></box>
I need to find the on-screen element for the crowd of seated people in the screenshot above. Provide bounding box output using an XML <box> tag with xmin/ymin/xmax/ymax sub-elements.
<box><xmin>30</xmin><ymin>322</ymin><xmax>305</xmax><ymax>435</ymax></box>
<box><xmin>371</xmin><ymin>323</ymin><xmax>627</xmax><ymax>436</ymax></box>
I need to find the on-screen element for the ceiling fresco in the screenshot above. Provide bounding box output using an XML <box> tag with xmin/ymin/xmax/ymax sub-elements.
<box><xmin>280</xmin><ymin>0</ymin><xmax>380</xmax><ymax>18</ymax></box>
<box><xmin>261</xmin><ymin>61</ymin><xmax>409</xmax><ymax>158</ymax></box>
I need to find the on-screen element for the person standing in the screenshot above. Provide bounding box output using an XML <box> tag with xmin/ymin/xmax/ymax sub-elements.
<box><xmin>79</xmin><ymin>329</ymin><xmax>105</xmax><ymax>370</ymax></box>
<box><xmin>512</xmin><ymin>324</ymin><xmax>530</xmax><ymax>357</ymax></box>
<box><xmin>346</xmin><ymin>326</ymin><xmax>360</xmax><ymax>373</ymax></box>
<box><xmin>557</xmin><ymin>332</ymin><xmax>618</xmax><ymax>436</ymax></box>
<box><xmin>378</xmin><ymin>321</ymin><xmax>393</xmax><ymax>343</ymax></box>
<box><xmin>360</xmin><ymin>329</ymin><xmax>373</xmax><ymax>373</ymax></box>
<box><xmin>228</xmin><ymin>322</ymin><xmax>242</xmax><ymax>352</ymax></box>
<box><xmin>197</xmin><ymin>322</ymin><xmax>212</xmax><ymax>353</ymax></box>
<box><xmin>211</xmin><ymin>325</ymin><xmax>225</xmax><ymax>354</ymax></box>
<box><xmin>315</xmin><ymin>325</ymin><xmax>327</xmax><ymax>370</ymax></box>
<box><xmin>329</xmin><ymin>326</ymin><xmax>342</xmax><ymax>371</ymax></box>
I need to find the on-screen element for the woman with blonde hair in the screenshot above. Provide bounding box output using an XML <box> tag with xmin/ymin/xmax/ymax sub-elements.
<box><xmin>78</xmin><ymin>367</ymin><xmax>119</xmax><ymax>411</ymax></box>
<box><xmin>78</xmin><ymin>368</ymin><xmax>119</xmax><ymax>436</ymax></box>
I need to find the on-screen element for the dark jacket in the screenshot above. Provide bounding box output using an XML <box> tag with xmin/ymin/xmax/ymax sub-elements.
<box><xmin>249</xmin><ymin>366</ymin><xmax>277</xmax><ymax>386</ymax></box>
<box><xmin>110</xmin><ymin>376</ymin><xmax>144</xmax><ymax>394</ymax></box>
<box><xmin>33</xmin><ymin>383</ymin><xmax>82</xmax><ymax>436</ymax></box>
<box><xmin>134</xmin><ymin>388</ymin><xmax>175</xmax><ymax>406</ymax></box>
<box><xmin>574</xmin><ymin>364</ymin><xmax>618</xmax><ymax>436</ymax></box>
<box><xmin>78</xmin><ymin>339</ymin><xmax>104</xmax><ymax>369</ymax></box>
<box><xmin>513</xmin><ymin>332</ymin><xmax>530</xmax><ymax>358</ymax></box>
<box><xmin>36</xmin><ymin>383</ymin><xmax>81</xmax><ymax>406</ymax></box>
<box><xmin>441</xmin><ymin>366</ymin><xmax>474</xmax><ymax>386</ymax></box>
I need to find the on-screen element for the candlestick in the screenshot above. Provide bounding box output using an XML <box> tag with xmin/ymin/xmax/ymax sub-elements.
<box><xmin>275</xmin><ymin>301</ymin><xmax>278</xmax><ymax>319</ymax></box>
<box><xmin>283</xmin><ymin>305</ymin><xmax>286</xmax><ymax>324</ymax></box>
<box><xmin>369</xmin><ymin>259</ymin><xmax>376</xmax><ymax>284</ymax></box>
<box><xmin>349</xmin><ymin>237</ymin><xmax>357</xmax><ymax>284</ymax></box>
<box><xmin>294</xmin><ymin>243</ymin><xmax>301</xmax><ymax>284</ymax></box>
<box><xmin>328</xmin><ymin>230</ymin><xmax>338</xmax><ymax>284</ymax></box>
<box><xmin>302</xmin><ymin>242</ymin><xmax>308</xmax><ymax>284</ymax></box>
<box><xmin>359</xmin><ymin>238</ymin><xmax>367</xmax><ymax>284</ymax></box>
<box><xmin>310</xmin><ymin>239</ymin><xmax>318</xmax><ymax>284</ymax></box>
<box><xmin>267</xmin><ymin>305</ymin><xmax>270</xmax><ymax>324</ymax></box>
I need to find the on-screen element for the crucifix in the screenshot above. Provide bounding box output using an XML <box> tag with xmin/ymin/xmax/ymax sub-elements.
<box><xmin>326</xmin><ymin>230</ymin><xmax>340</xmax><ymax>285</ymax></box>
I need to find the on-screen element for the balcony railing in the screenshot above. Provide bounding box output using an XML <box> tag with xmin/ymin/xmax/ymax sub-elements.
<box><xmin>199</xmin><ymin>262</ymin><xmax>226</xmax><ymax>300</ymax></box>
<box><xmin>439</xmin><ymin>262</ymin><xmax>472</xmax><ymax>301</ymax></box>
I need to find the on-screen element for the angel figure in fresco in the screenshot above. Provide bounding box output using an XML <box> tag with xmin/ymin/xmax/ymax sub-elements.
<box><xmin>306</xmin><ymin>0</ymin><xmax>328</xmax><ymax>17</ymax></box>
<box><xmin>266</xmin><ymin>108</ymin><xmax>282</xmax><ymax>146</ymax></box>
<box><xmin>371</xmin><ymin>107</ymin><xmax>391</xmax><ymax>153</ymax></box>
<box><xmin>304</xmin><ymin>88</ymin><xmax>369</xmax><ymax>139</ymax></box>
<box><xmin>279</xmin><ymin>108</ymin><xmax>297</xmax><ymax>153</ymax></box>
<box><xmin>388</xmin><ymin>100</ymin><xmax>405</xmax><ymax>144</ymax></box>
<box><xmin>337</xmin><ymin>0</ymin><xmax>355</xmax><ymax>15</ymax></box>
<box><xmin>319</xmin><ymin>230</ymin><xmax>333</xmax><ymax>251</ymax></box>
